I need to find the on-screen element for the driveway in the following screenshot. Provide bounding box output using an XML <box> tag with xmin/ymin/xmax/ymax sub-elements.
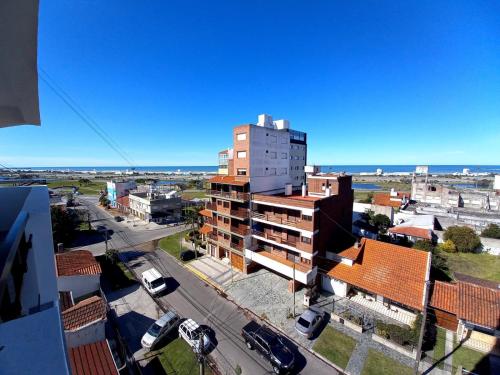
<box><xmin>121</xmin><ymin>248</ymin><xmax>338</xmax><ymax>375</ymax></box>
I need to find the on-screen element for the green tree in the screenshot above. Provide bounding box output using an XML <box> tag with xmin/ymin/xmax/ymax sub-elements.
<box><xmin>105</xmin><ymin>248</ymin><xmax>120</xmax><ymax>264</ymax></box>
<box><xmin>372</xmin><ymin>214</ymin><xmax>391</xmax><ymax>233</ymax></box>
<box><xmin>184</xmin><ymin>206</ymin><xmax>202</xmax><ymax>256</ymax></box>
<box><xmin>481</xmin><ymin>223</ymin><xmax>500</xmax><ymax>239</ymax></box>
<box><xmin>443</xmin><ymin>226</ymin><xmax>481</xmax><ymax>253</ymax></box>
<box><xmin>436</xmin><ymin>239</ymin><xmax>457</xmax><ymax>253</ymax></box>
<box><xmin>51</xmin><ymin>206</ymin><xmax>77</xmax><ymax>249</ymax></box>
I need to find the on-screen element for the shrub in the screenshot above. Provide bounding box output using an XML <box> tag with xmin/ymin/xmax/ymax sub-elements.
<box><xmin>340</xmin><ymin>311</ymin><xmax>363</xmax><ymax>326</ymax></box>
<box><xmin>412</xmin><ymin>240</ymin><xmax>434</xmax><ymax>252</ymax></box>
<box><xmin>437</xmin><ymin>239</ymin><xmax>456</xmax><ymax>253</ymax></box>
<box><xmin>481</xmin><ymin>223</ymin><xmax>500</xmax><ymax>239</ymax></box>
<box><xmin>375</xmin><ymin>316</ymin><xmax>420</xmax><ymax>348</ymax></box>
<box><xmin>443</xmin><ymin>226</ymin><xmax>481</xmax><ymax>253</ymax></box>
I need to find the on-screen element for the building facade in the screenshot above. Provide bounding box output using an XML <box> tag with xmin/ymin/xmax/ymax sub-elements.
<box><xmin>129</xmin><ymin>189</ymin><xmax>182</xmax><ymax>223</ymax></box>
<box><xmin>200</xmin><ymin>115</ymin><xmax>353</xmax><ymax>289</ymax></box>
<box><xmin>106</xmin><ymin>180</ymin><xmax>137</xmax><ymax>208</ymax></box>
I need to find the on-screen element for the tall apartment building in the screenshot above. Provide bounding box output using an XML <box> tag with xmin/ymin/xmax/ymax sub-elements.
<box><xmin>200</xmin><ymin>115</ymin><xmax>353</xmax><ymax>289</ymax></box>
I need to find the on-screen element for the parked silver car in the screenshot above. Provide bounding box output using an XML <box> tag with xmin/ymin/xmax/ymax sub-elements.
<box><xmin>141</xmin><ymin>310</ymin><xmax>180</xmax><ymax>349</ymax></box>
<box><xmin>295</xmin><ymin>309</ymin><xmax>323</xmax><ymax>338</ymax></box>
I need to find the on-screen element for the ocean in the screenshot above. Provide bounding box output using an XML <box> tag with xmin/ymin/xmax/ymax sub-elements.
<box><xmin>18</xmin><ymin>165</ymin><xmax>500</xmax><ymax>175</ymax></box>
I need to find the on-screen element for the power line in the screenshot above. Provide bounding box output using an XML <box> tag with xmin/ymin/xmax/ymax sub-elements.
<box><xmin>38</xmin><ymin>69</ymin><xmax>135</xmax><ymax>167</ymax></box>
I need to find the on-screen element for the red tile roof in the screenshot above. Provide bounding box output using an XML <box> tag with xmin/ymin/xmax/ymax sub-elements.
<box><xmin>199</xmin><ymin>209</ymin><xmax>212</xmax><ymax>217</ymax></box>
<box><xmin>430</xmin><ymin>275</ymin><xmax>500</xmax><ymax>329</ymax></box>
<box><xmin>320</xmin><ymin>238</ymin><xmax>430</xmax><ymax>310</ymax></box>
<box><xmin>373</xmin><ymin>192</ymin><xmax>410</xmax><ymax>208</ymax></box>
<box><xmin>62</xmin><ymin>296</ymin><xmax>107</xmax><ymax>330</ymax></box>
<box><xmin>209</xmin><ymin>175</ymin><xmax>249</xmax><ymax>186</ymax></box>
<box><xmin>56</xmin><ymin>250</ymin><xmax>101</xmax><ymax>277</ymax></box>
<box><xmin>69</xmin><ymin>340</ymin><xmax>118</xmax><ymax>375</ymax></box>
<box><xmin>388</xmin><ymin>226</ymin><xmax>432</xmax><ymax>240</ymax></box>
<box><xmin>338</xmin><ymin>244</ymin><xmax>362</xmax><ymax>260</ymax></box>
<box><xmin>430</xmin><ymin>281</ymin><xmax>457</xmax><ymax>314</ymax></box>
<box><xmin>59</xmin><ymin>291</ymin><xmax>74</xmax><ymax>312</ymax></box>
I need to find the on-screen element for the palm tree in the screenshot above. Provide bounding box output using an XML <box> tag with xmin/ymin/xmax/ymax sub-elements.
<box><xmin>184</xmin><ymin>206</ymin><xmax>202</xmax><ymax>257</ymax></box>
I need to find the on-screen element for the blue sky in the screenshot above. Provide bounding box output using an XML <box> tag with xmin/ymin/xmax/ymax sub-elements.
<box><xmin>2</xmin><ymin>1</ymin><xmax>499</xmax><ymax>167</ymax></box>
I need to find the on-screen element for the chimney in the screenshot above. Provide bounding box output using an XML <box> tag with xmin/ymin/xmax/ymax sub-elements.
<box><xmin>301</xmin><ymin>183</ymin><xmax>307</xmax><ymax>197</ymax></box>
<box><xmin>325</xmin><ymin>187</ymin><xmax>331</xmax><ymax>197</ymax></box>
<box><xmin>353</xmin><ymin>240</ymin><xmax>359</xmax><ymax>249</ymax></box>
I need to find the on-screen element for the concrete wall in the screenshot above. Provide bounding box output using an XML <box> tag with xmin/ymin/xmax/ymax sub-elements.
<box><xmin>65</xmin><ymin>320</ymin><xmax>106</xmax><ymax>348</ymax></box>
<box><xmin>57</xmin><ymin>275</ymin><xmax>100</xmax><ymax>299</ymax></box>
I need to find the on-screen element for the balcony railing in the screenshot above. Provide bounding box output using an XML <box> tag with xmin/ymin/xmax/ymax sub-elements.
<box><xmin>206</xmin><ymin>190</ymin><xmax>250</xmax><ymax>201</ymax></box>
<box><xmin>252</xmin><ymin>229</ymin><xmax>299</xmax><ymax>248</ymax></box>
<box><xmin>251</xmin><ymin>212</ymin><xmax>312</xmax><ymax>231</ymax></box>
<box><xmin>252</xmin><ymin>247</ymin><xmax>310</xmax><ymax>273</ymax></box>
<box><xmin>230</xmin><ymin>208</ymin><xmax>250</xmax><ymax>219</ymax></box>
<box><xmin>231</xmin><ymin>225</ymin><xmax>250</xmax><ymax>236</ymax></box>
<box><xmin>206</xmin><ymin>202</ymin><xmax>217</xmax><ymax>211</ymax></box>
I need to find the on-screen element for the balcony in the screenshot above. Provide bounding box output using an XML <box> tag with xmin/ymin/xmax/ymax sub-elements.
<box><xmin>244</xmin><ymin>248</ymin><xmax>316</xmax><ymax>285</ymax></box>
<box><xmin>230</xmin><ymin>208</ymin><xmax>250</xmax><ymax>219</ymax></box>
<box><xmin>207</xmin><ymin>233</ymin><xmax>243</xmax><ymax>252</ymax></box>
<box><xmin>206</xmin><ymin>190</ymin><xmax>250</xmax><ymax>202</ymax></box>
<box><xmin>252</xmin><ymin>229</ymin><xmax>298</xmax><ymax>248</ymax></box>
<box><xmin>231</xmin><ymin>225</ymin><xmax>250</xmax><ymax>236</ymax></box>
<box><xmin>251</xmin><ymin>211</ymin><xmax>313</xmax><ymax>231</ymax></box>
<box><xmin>206</xmin><ymin>202</ymin><xmax>217</xmax><ymax>211</ymax></box>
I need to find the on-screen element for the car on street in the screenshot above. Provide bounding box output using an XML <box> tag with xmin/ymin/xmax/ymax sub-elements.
<box><xmin>294</xmin><ymin>308</ymin><xmax>323</xmax><ymax>339</ymax></box>
<box><xmin>178</xmin><ymin>319</ymin><xmax>210</xmax><ymax>353</ymax></box>
<box><xmin>180</xmin><ymin>250</ymin><xmax>196</xmax><ymax>261</ymax></box>
<box><xmin>114</xmin><ymin>215</ymin><xmax>123</xmax><ymax>222</ymax></box>
<box><xmin>141</xmin><ymin>268</ymin><xmax>167</xmax><ymax>295</ymax></box>
<box><xmin>141</xmin><ymin>310</ymin><xmax>180</xmax><ymax>350</ymax></box>
<box><xmin>242</xmin><ymin>320</ymin><xmax>295</xmax><ymax>374</ymax></box>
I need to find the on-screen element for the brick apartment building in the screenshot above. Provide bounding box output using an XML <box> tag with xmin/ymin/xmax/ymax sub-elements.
<box><xmin>200</xmin><ymin>114</ymin><xmax>353</xmax><ymax>288</ymax></box>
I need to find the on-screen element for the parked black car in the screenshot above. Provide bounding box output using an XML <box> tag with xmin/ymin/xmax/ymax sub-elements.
<box><xmin>241</xmin><ymin>321</ymin><xmax>295</xmax><ymax>374</ymax></box>
<box><xmin>180</xmin><ymin>250</ymin><xmax>196</xmax><ymax>261</ymax></box>
<box><xmin>114</xmin><ymin>216</ymin><xmax>123</xmax><ymax>222</ymax></box>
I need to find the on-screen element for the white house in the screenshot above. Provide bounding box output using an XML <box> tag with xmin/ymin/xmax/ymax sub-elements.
<box><xmin>55</xmin><ymin>250</ymin><xmax>102</xmax><ymax>299</ymax></box>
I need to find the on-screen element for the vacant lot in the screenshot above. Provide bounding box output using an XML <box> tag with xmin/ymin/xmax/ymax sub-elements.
<box><xmin>361</xmin><ymin>349</ymin><xmax>412</xmax><ymax>375</ymax></box>
<box><xmin>158</xmin><ymin>230</ymin><xmax>191</xmax><ymax>259</ymax></box>
<box><xmin>443</xmin><ymin>251</ymin><xmax>500</xmax><ymax>282</ymax></box>
<box><xmin>48</xmin><ymin>179</ymin><xmax>106</xmax><ymax>195</ymax></box>
<box><xmin>157</xmin><ymin>338</ymin><xmax>212</xmax><ymax>375</ymax></box>
<box><xmin>312</xmin><ymin>325</ymin><xmax>357</xmax><ymax>369</ymax></box>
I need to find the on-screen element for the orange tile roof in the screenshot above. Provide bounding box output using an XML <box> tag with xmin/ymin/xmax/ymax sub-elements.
<box><xmin>209</xmin><ymin>175</ymin><xmax>248</xmax><ymax>186</ymax></box>
<box><xmin>430</xmin><ymin>281</ymin><xmax>458</xmax><ymax>314</ymax></box>
<box><xmin>320</xmin><ymin>238</ymin><xmax>430</xmax><ymax>310</ymax></box>
<box><xmin>457</xmin><ymin>281</ymin><xmax>500</xmax><ymax>329</ymax></box>
<box><xmin>388</xmin><ymin>226</ymin><xmax>432</xmax><ymax>240</ymax></box>
<box><xmin>62</xmin><ymin>296</ymin><xmax>107</xmax><ymax>330</ymax></box>
<box><xmin>338</xmin><ymin>244</ymin><xmax>362</xmax><ymax>260</ymax></box>
<box><xmin>59</xmin><ymin>291</ymin><xmax>74</xmax><ymax>312</ymax></box>
<box><xmin>69</xmin><ymin>340</ymin><xmax>118</xmax><ymax>375</ymax></box>
<box><xmin>199</xmin><ymin>224</ymin><xmax>212</xmax><ymax>235</ymax></box>
<box><xmin>56</xmin><ymin>250</ymin><xmax>101</xmax><ymax>277</ymax></box>
<box><xmin>199</xmin><ymin>209</ymin><xmax>212</xmax><ymax>217</ymax></box>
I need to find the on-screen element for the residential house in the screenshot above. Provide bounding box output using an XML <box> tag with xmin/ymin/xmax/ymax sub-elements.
<box><xmin>389</xmin><ymin>214</ymin><xmax>437</xmax><ymax>244</ymax></box>
<box><xmin>129</xmin><ymin>189</ymin><xmax>182</xmax><ymax>223</ymax></box>
<box><xmin>319</xmin><ymin>238</ymin><xmax>431</xmax><ymax>325</ymax></box>
<box><xmin>373</xmin><ymin>189</ymin><xmax>410</xmax><ymax>208</ymax></box>
<box><xmin>68</xmin><ymin>340</ymin><xmax>119</xmax><ymax>375</ymax></box>
<box><xmin>200</xmin><ymin>114</ymin><xmax>353</xmax><ymax>291</ymax></box>
<box><xmin>106</xmin><ymin>180</ymin><xmax>137</xmax><ymax>208</ymax></box>
<box><xmin>429</xmin><ymin>274</ymin><xmax>500</xmax><ymax>354</ymax></box>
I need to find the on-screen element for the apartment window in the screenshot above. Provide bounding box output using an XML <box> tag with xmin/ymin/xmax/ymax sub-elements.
<box><xmin>269</xmin><ymin>168</ymin><xmax>276</xmax><ymax>175</ymax></box>
<box><xmin>237</xmin><ymin>168</ymin><xmax>247</xmax><ymax>176</ymax></box>
<box><xmin>279</xmin><ymin>168</ymin><xmax>287</xmax><ymax>175</ymax></box>
<box><xmin>301</xmin><ymin>236</ymin><xmax>311</xmax><ymax>244</ymax></box>
<box><xmin>294</xmin><ymin>156</ymin><xmax>299</xmax><ymax>160</ymax></box>
<box><xmin>217</xmin><ymin>200</ymin><xmax>222</xmax><ymax>206</ymax></box>
<box><xmin>236</xmin><ymin>133</ymin><xmax>247</xmax><ymax>141</ymax></box>
<box><xmin>281</xmin><ymin>152</ymin><xmax>287</xmax><ymax>159</ymax></box>
<box><xmin>269</xmin><ymin>151</ymin><xmax>277</xmax><ymax>159</ymax></box>
<box><xmin>270</xmin><ymin>135</ymin><xmax>277</xmax><ymax>143</ymax></box>
<box><xmin>237</xmin><ymin>151</ymin><xmax>247</xmax><ymax>159</ymax></box>
<box><xmin>301</xmin><ymin>214</ymin><xmax>312</xmax><ymax>221</ymax></box>
<box><xmin>281</xmin><ymin>136</ymin><xmax>287</xmax><ymax>144</ymax></box>
<box><xmin>223</xmin><ymin>201</ymin><xmax>229</xmax><ymax>208</ymax></box>
<box><xmin>218</xmin><ymin>216</ymin><xmax>223</xmax><ymax>221</ymax></box>
<box><xmin>224</xmin><ymin>217</ymin><xmax>229</xmax><ymax>224</ymax></box>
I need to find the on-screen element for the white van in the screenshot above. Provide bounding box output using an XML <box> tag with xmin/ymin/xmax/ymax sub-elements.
<box><xmin>141</xmin><ymin>268</ymin><xmax>166</xmax><ymax>295</ymax></box>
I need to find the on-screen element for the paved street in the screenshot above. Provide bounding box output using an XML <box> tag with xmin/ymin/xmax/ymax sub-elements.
<box><xmin>74</xmin><ymin>196</ymin><xmax>188</xmax><ymax>255</ymax></box>
<box><xmin>121</xmin><ymin>248</ymin><xmax>338</xmax><ymax>375</ymax></box>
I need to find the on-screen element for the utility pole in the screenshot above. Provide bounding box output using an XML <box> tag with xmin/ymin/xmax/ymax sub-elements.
<box><xmin>293</xmin><ymin>262</ymin><xmax>296</xmax><ymax>318</ymax></box>
<box><xmin>198</xmin><ymin>334</ymin><xmax>205</xmax><ymax>375</ymax></box>
<box><xmin>413</xmin><ymin>280</ymin><xmax>431</xmax><ymax>375</ymax></box>
<box><xmin>104</xmin><ymin>228</ymin><xmax>108</xmax><ymax>252</ymax></box>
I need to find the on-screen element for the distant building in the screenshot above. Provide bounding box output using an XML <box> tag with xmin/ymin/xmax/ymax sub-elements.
<box><xmin>372</xmin><ymin>188</ymin><xmax>410</xmax><ymax>208</ymax></box>
<box><xmin>494</xmin><ymin>175</ymin><xmax>500</xmax><ymax>191</ymax></box>
<box><xmin>106</xmin><ymin>180</ymin><xmax>136</xmax><ymax>208</ymax></box>
<box><xmin>129</xmin><ymin>189</ymin><xmax>182</xmax><ymax>223</ymax></box>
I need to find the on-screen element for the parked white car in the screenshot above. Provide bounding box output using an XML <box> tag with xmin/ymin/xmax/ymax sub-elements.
<box><xmin>178</xmin><ymin>319</ymin><xmax>210</xmax><ymax>353</ymax></box>
<box><xmin>141</xmin><ymin>310</ymin><xmax>180</xmax><ymax>350</ymax></box>
<box><xmin>141</xmin><ymin>268</ymin><xmax>167</xmax><ymax>295</ymax></box>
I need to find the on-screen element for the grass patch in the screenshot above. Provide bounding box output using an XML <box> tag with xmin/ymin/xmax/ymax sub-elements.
<box><xmin>312</xmin><ymin>325</ymin><xmax>357</xmax><ymax>369</ymax></box>
<box><xmin>158</xmin><ymin>230</ymin><xmax>191</xmax><ymax>260</ymax></box>
<box><xmin>157</xmin><ymin>338</ymin><xmax>211</xmax><ymax>375</ymax></box>
<box><xmin>452</xmin><ymin>337</ymin><xmax>491</xmax><ymax>373</ymax></box>
<box><xmin>433</xmin><ymin>327</ymin><xmax>446</xmax><ymax>369</ymax></box>
<box><xmin>442</xmin><ymin>251</ymin><xmax>500</xmax><ymax>282</ymax></box>
<box><xmin>47</xmin><ymin>179</ymin><xmax>106</xmax><ymax>195</ymax></box>
<box><xmin>361</xmin><ymin>349</ymin><xmax>412</xmax><ymax>375</ymax></box>
<box><xmin>181</xmin><ymin>190</ymin><xmax>207</xmax><ymax>200</ymax></box>
<box><xmin>97</xmin><ymin>256</ymin><xmax>136</xmax><ymax>290</ymax></box>
<box><xmin>354</xmin><ymin>190</ymin><xmax>373</xmax><ymax>203</ymax></box>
